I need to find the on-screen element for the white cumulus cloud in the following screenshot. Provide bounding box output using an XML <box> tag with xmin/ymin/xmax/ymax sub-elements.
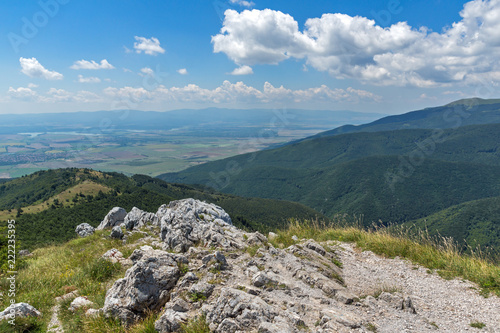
<box><xmin>8</xmin><ymin>87</ymin><xmax>39</xmax><ymax>101</ymax></box>
<box><xmin>177</xmin><ymin>68</ymin><xmax>188</xmax><ymax>75</ymax></box>
<box><xmin>140</xmin><ymin>67</ymin><xmax>154</xmax><ymax>76</ymax></box>
<box><xmin>19</xmin><ymin>57</ymin><xmax>63</xmax><ymax>80</ymax></box>
<box><xmin>70</xmin><ymin>59</ymin><xmax>115</xmax><ymax>70</ymax></box>
<box><xmin>212</xmin><ymin>0</ymin><xmax>500</xmax><ymax>87</ymax></box>
<box><xmin>77</xmin><ymin>75</ymin><xmax>101</xmax><ymax>83</ymax></box>
<box><xmin>229</xmin><ymin>65</ymin><xmax>253</xmax><ymax>75</ymax></box>
<box><xmin>134</xmin><ymin>36</ymin><xmax>165</xmax><ymax>55</ymax></box>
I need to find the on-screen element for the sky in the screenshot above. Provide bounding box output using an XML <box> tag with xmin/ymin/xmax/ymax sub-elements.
<box><xmin>0</xmin><ymin>0</ymin><xmax>499</xmax><ymax>115</ymax></box>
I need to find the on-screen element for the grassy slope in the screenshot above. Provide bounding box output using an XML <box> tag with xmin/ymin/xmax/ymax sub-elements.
<box><xmin>407</xmin><ymin>196</ymin><xmax>500</xmax><ymax>251</ymax></box>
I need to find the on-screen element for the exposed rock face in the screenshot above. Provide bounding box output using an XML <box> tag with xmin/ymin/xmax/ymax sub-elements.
<box><xmin>101</xmin><ymin>246</ymin><xmax>187</xmax><ymax>325</ymax></box>
<box><xmin>110</xmin><ymin>226</ymin><xmax>124</xmax><ymax>239</ymax></box>
<box><xmin>97</xmin><ymin>207</ymin><xmax>127</xmax><ymax>230</ymax></box>
<box><xmin>96</xmin><ymin>198</ymin><xmax>500</xmax><ymax>332</ymax></box>
<box><xmin>124</xmin><ymin>207</ymin><xmax>159</xmax><ymax>230</ymax></box>
<box><xmin>0</xmin><ymin>303</ymin><xmax>41</xmax><ymax>321</ymax></box>
<box><xmin>157</xmin><ymin>198</ymin><xmax>241</xmax><ymax>252</ymax></box>
<box><xmin>75</xmin><ymin>223</ymin><xmax>95</xmax><ymax>237</ymax></box>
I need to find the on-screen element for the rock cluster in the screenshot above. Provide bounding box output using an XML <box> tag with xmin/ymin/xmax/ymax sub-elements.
<box><xmin>75</xmin><ymin>223</ymin><xmax>95</xmax><ymax>237</ymax></box>
<box><xmin>55</xmin><ymin>198</ymin><xmax>485</xmax><ymax>332</ymax></box>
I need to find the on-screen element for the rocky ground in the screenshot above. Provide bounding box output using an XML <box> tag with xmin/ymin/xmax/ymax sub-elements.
<box><xmin>2</xmin><ymin>198</ymin><xmax>500</xmax><ymax>332</ymax></box>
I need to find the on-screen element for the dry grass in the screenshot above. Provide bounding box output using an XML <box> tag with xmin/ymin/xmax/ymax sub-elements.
<box><xmin>0</xmin><ymin>180</ymin><xmax>111</xmax><ymax>220</ymax></box>
<box><xmin>270</xmin><ymin>219</ymin><xmax>500</xmax><ymax>297</ymax></box>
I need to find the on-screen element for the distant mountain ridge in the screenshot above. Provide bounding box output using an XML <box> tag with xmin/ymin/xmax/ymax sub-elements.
<box><xmin>305</xmin><ymin>97</ymin><xmax>500</xmax><ymax>140</ymax></box>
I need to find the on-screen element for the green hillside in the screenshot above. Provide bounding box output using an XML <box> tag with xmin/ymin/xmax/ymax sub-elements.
<box><xmin>308</xmin><ymin>98</ymin><xmax>500</xmax><ymax>139</ymax></box>
<box><xmin>160</xmin><ymin>123</ymin><xmax>500</xmax><ymax>223</ymax></box>
<box><xmin>159</xmin><ymin>119</ymin><xmax>500</xmax><ymax>252</ymax></box>
<box><xmin>407</xmin><ymin>196</ymin><xmax>500</xmax><ymax>252</ymax></box>
<box><xmin>0</xmin><ymin>169</ymin><xmax>325</xmax><ymax>250</ymax></box>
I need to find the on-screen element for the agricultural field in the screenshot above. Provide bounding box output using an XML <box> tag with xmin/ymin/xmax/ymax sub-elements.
<box><xmin>0</xmin><ymin>127</ymin><xmax>322</xmax><ymax>178</ymax></box>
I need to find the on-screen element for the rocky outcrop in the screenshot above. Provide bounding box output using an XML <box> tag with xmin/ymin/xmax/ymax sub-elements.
<box><xmin>75</xmin><ymin>223</ymin><xmax>95</xmax><ymax>237</ymax></box>
<box><xmin>97</xmin><ymin>207</ymin><xmax>127</xmax><ymax>230</ymax></box>
<box><xmin>158</xmin><ymin>198</ymin><xmax>242</xmax><ymax>252</ymax></box>
<box><xmin>94</xmin><ymin>198</ymin><xmax>497</xmax><ymax>332</ymax></box>
<box><xmin>124</xmin><ymin>207</ymin><xmax>159</xmax><ymax>230</ymax></box>
<box><xmin>0</xmin><ymin>303</ymin><xmax>41</xmax><ymax>321</ymax></box>
<box><xmin>101</xmin><ymin>246</ymin><xmax>187</xmax><ymax>325</ymax></box>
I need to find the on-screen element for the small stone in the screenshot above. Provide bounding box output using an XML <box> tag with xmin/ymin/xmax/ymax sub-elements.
<box><xmin>291</xmin><ymin>235</ymin><xmax>299</xmax><ymax>241</ymax></box>
<box><xmin>268</xmin><ymin>232</ymin><xmax>278</xmax><ymax>241</ymax></box>
<box><xmin>69</xmin><ymin>296</ymin><xmax>94</xmax><ymax>312</ymax></box>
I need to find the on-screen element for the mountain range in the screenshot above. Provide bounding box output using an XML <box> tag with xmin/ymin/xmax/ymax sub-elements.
<box><xmin>160</xmin><ymin>98</ymin><xmax>500</xmax><ymax>252</ymax></box>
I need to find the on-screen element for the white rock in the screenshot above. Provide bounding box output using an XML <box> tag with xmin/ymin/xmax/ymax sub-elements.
<box><xmin>97</xmin><ymin>207</ymin><xmax>127</xmax><ymax>230</ymax></box>
<box><xmin>68</xmin><ymin>297</ymin><xmax>94</xmax><ymax>312</ymax></box>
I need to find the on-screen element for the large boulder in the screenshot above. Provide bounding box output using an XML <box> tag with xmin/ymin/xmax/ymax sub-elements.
<box><xmin>101</xmin><ymin>246</ymin><xmax>186</xmax><ymax>325</ymax></box>
<box><xmin>97</xmin><ymin>207</ymin><xmax>127</xmax><ymax>230</ymax></box>
<box><xmin>110</xmin><ymin>226</ymin><xmax>124</xmax><ymax>239</ymax></box>
<box><xmin>157</xmin><ymin>199</ymin><xmax>236</xmax><ymax>252</ymax></box>
<box><xmin>75</xmin><ymin>223</ymin><xmax>95</xmax><ymax>237</ymax></box>
<box><xmin>157</xmin><ymin>198</ymin><xmax>231</xmax><ymax>225</ymax></box>
<box><xmin>124</xmin><ymin>207</ymin><xmax>159</xmax><ymax>230</ymax></box>
<box><xmin>0</xmin><ymin>303</ymin><xmax>41</xmax><ymax>321</ymax></box>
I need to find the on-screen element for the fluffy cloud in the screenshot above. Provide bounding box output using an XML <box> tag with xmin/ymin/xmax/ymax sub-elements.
<box><xmin>7</xmin><ymin>86</ymin><xmax>99</xmax><ymax>103</ymax></box>
<box><xmin>177</xmin><ymin>68</ymin><xmax>188</xmax><ymax>75</ymax></box>
<box><xmin>134</xmin><ymin>36</ymin><xmax>165</xmax><ymax>55</ymax></box>
<box><xmin>7</xmin><ymin>87</ymin><xmax>38</xmax><ymax>101</ymax></box>
<box><xmin>230</xmin><ymin>0</ymin><xmax>255</xmax><ymax>7</ymax></box>
<box><xmin>19</xmin><ymin>57</ymin><xmax>63</xmax><ymax>80</ymax></box>
<box><xmin>140</xmin><ymin>67</ymin><xmax>154</xmax><ymax>76</ymax></box>
<box><xmin>70</xmin><ymin>59</ymin><xmax>115</xmax><ymax>70</ymax></box>
<box><xmin>77</xmin><ymin>75</ymin><xmax>101</xmax><ymax>83</ymax></box>
<box><xmin>103</xmin><ymin>81</ymin><xmax>380</xmax><ymax>105</ymax></box>
<box><xmin>229</xmin><ymin>65</ymin><xmax>253</xmax><ymax>75</ymax></box>
<box><xmin>212</xmin><ymin>0</ymin><xmax>500</xmax><ymax>87</ymax></box>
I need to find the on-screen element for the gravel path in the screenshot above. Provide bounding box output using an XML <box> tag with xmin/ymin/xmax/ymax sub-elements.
<box><xmin>338</xmin><ymin>242</ymin><xmax>500</xmax><ymax>333</ymax></box>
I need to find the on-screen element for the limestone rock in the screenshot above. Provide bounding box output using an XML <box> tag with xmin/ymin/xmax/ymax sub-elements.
<box><xmin>101</xmin><ymin>248</ymin><xmax>183</xmax><ymax>325</ymax></box>
<box><xmin>203</xmin><ymin>288</ymin><xmax>279</xmax><ymax>332</ymax></box>
<box><xmin>102</xmin><ymin>248</ymin><xmax>125</xmax><ymax>264</ymax></box>
<box><xmin>68</xmin><ymin>296</ymin><xmax>94</xmax><ymax>312</ymax></box>
<box><xmin>158</xmin><ymin>199</ymin><xmax>237</xmax><ymax>252</ymax></box>
<box><xmin>97</xmin><ymin>207</ymin><xmax>127</xmax><ymax>230</ymax></box>
<box><xmin>154</xmin><ymin>309</ymin><xmax>188</xmax><ymax>332</ymax></box>
<box><xmin>124</xmin><ymin>207</ymin><xmax>159</xmax><ymax>230</ymax></box>
<box><xmin>75</xmin><ymin>223</ymin><xmax>95</xmax><ymax>237</ymax></box>
<box><xmin>18</xmin><ymin>249</ymin><xmax>31</xmax><ymax>257</ymax></box>
<box><xmin>110</xmin><ymin>226</ymin><xmax>124</xmax><ymax>239</ymax></box>
<box><xmin>0</xmin><ymin>303</ymin><xmax>41</xmax><ymax>321</ymax></box>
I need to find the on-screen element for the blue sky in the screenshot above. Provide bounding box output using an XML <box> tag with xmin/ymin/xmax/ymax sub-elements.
<box><xmin>1</xmin><ymin>0</ymin><xmax>498</xmax><ymax>114</ymax></box>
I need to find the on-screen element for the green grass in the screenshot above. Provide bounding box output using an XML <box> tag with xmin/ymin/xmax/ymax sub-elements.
<box><xmin>269</xmin><ymin>220</ymin><xmax>500</xmax><ymax>297</ymax></box>
<box><xmin>180</xmin><ymin>314</ymin><xmax>210</xmax><ymax>333</ymax></box>
<box><xmin>470</xmin><ymin>322</ymin><xmax>486</xmax><ymax>329</ymax></box>
<box><xmin>0</xmin><ymin>230</ymin><xmax>129</xmax><ymax>331</ymax></box>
